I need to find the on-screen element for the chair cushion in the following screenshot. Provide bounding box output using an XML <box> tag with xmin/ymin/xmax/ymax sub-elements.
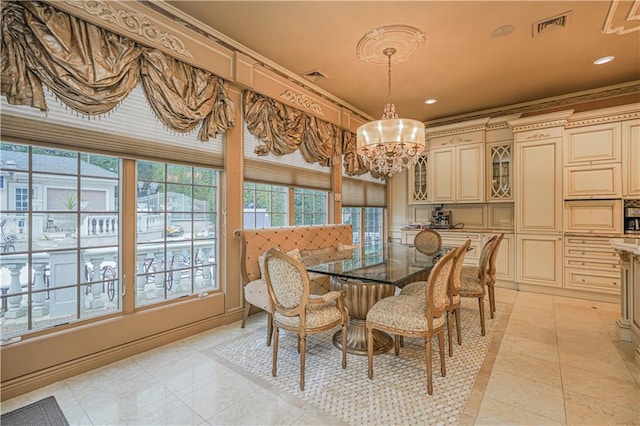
<box><xmin>244</xmin><ymin>279</ymin><xmax>272</xmax><ymax>312</ymax></box>
<box><xmin>459</xmin><ymin>274</ymin><xmax>484</xmax><ymax>296</ymax></box>
<box><xmin>400</xmin><ymin>281</ymin><xmax>426</xmax><ymax>297</ymax></box>
<box><xmin>367</xmin><ymin>295</ymin><xmax>445</xmax><ymax>332</ymax></box>
<box><xmin>274</xmin><ymin>300</ymin><xmax>343</xmax><ymax>329</ymax></box>
<box><xmin>337</xmin><ymin>243</ymin><xmax>358</xmax><ymax>251</ymax></box>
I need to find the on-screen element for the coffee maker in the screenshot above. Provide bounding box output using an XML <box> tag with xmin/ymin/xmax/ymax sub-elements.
<box><xmin>625</xmin><ymin>200</ymin><xmax>640</xmax><ymax>234</ymax></box>
<box><xmin>431</xmin><ymin>205</ymin><xmax>452</xmax><ymax>229</ymax></box>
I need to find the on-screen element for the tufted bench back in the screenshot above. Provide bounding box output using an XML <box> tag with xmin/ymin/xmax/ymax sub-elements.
<box><xmin>233</xmin><ymin>224</ymin><xmax>353</xmax><ymax>286</ymax></box>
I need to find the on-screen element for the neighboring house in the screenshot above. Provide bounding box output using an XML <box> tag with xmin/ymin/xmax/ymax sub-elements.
<box><xmin>1</xmin><ymin>151</ymin><xmax>118</xmax><ymax>224</ymax></box>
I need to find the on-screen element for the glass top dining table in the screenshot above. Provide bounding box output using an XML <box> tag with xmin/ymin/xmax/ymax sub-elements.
<box><xmin>306</xmin><ymin>243</ymin><xmax>450</xmax><ymax>355</ymax></box>
<box><xmin>306</xmin><ymin>243</ymin><xmax>447</xmax><ymax>287</ymax></box>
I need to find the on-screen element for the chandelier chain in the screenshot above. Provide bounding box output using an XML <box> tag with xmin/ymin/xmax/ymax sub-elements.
<box><xmin>387</xmin><ymin>50</ymin><xmax>392</xmax><ymax>104</ymax></box>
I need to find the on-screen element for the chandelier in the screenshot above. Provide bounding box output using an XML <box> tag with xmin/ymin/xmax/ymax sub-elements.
<box><xmin>356</xmin><ymin>25</ymin><xmax>426</xmax><ymax>178</ymax></box>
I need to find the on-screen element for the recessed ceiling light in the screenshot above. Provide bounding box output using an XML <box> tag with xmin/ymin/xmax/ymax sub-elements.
<box><xmin>593</xmin><ymin>56</ymin><xmax>615</xmax><ymax>65</ymax></box>
<box><xmin>424</xmin><ymin>99</ymin><xmax>437</xmax><ymax>105</ymax></box>
<box><xmin>491</xmin><ymin>25</ymin><xmax>515</xmax><ymax>38</ymax></box>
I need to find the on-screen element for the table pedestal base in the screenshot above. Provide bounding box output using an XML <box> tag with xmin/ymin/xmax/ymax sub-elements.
<box><xmin>333</xmin><ymin>318</ymin><xmax>392</xmax><ymax>355</ymax></box>
<box><xmin>330</xmin><ymin>277</ymin><xmax>396</xmax><ymax>356</ymax></box>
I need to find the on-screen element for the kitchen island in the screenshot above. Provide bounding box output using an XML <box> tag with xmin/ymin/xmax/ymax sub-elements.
<box><xmin>611</xmin><ymin>238</ymin><xmax>640</xmax><ymax>362</ymax></box>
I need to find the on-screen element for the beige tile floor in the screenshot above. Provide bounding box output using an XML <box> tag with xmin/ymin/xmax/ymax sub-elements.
<box><xmin>1</xmin><ymin>289</ymin><xmax>639</xmax><ymax>425</ymax></box>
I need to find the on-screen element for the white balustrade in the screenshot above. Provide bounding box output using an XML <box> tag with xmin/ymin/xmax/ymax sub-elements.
<box><xmin>31</xmin><ymin>253</ymin><xmax>49</xmax><ymax>317</ymax></box>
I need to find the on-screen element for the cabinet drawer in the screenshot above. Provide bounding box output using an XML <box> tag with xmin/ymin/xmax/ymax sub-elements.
<box><xmin>438</xmin><ymin>232</ymin><xmax>482</xmax><ymax>264</ymax></box>
<box><xmin>564</xmin><ymin>236</ymin><xmax>617</xmax><ymax>248</ymax></box>
<box><xmin>565</xmin><ymin>258</ymin><xmax>620</xmax><ymax>271</ymax></box>
<box><xmin>564</xmin><ymin>246</ymin><xmax>620</xmax><ymax>261</ymax></box>
<box><xmin>565</xmin><ymin>268</ymin><xmax>620</xmax><ymax>294</ymax></box>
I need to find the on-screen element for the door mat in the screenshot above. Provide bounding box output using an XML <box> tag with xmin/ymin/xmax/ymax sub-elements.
<box><xmin>1</xmin><ymin>396</ymin><xmax>69</xmax><ymax>426</ymax></box>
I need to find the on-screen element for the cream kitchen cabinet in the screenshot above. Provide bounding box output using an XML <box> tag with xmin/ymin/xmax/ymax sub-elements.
<box><xmin>408</xmin><ymin>153</ymin><xmax>429</xmax><ymax>204</ymax></box>
<box><xmin>622</xmin><ymin>119</ymin><xmax>640</xmax><ymax>197</ymax></box>
<box><xmin>563</xmin><ymin>121</ymin><xmax>622</xmax><ymax>199</ymax></box>
<box><xmin>511</xmin><ymin>111</ymin><xmax>569</xmax><ymax>290</ymax></box>
<box><xmin>564</xmin><ymin>236</ymin><xmax>620</xmax><ymax>295</ymax></box>
<box><xmin>564</xmin><ymin>199</ymin><xmax>623</xmax><ymax>234</ymax></box>
<box><xmin>564</xmin><ymin>122</ymin><xmax>621</xmax><ymax>165</ymax></box>
<box><xmin>485</xmin><ymin>232</ymin><xmax>515</xmax><ymax>282</ymax></box>
<box><xmin>515</xmin><ymin>137</ymin><xmax>563</xmax><ymax>234</ymax></box>
<box><xmin>430</xmin><ymin>142</ymin><xmax>484</xmax><ymax>203</ymax></box>
<box><xmin>516</xmin><ymin>234</ymin><xmax>563</xmax><ymax>288</ymax></box>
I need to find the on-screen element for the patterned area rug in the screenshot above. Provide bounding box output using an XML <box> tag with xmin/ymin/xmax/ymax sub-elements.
<box><xmin>211</xmin><ymin>299</ymin><xmax>503</xmax><ymax>425</ymax></box>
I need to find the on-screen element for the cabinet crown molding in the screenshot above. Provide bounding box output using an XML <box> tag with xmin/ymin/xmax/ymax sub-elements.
<box><xmin>425</xmin><ymin>117</ymin><xmax>491</xmax><ymax>137</ymax></box>
<box><xmin>565</xmin><ymin>103</ymin><xmax>640</xmax><ymax>128</ymax></box>
<box><xmin>486</xmin><ymin>114</ymin><xmax>522</xmax><ymax>130</ymax></box>
<box><xmin>509</xmin><ymin>109</ymin><xmax>574</xmax><ymax>132</ymax></box>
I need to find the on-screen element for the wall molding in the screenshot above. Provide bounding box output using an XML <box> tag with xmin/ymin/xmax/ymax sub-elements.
<box><xmin>63</xmin><ymin>0</ymin><xmax>193</xmax><ymax>59</ymax></box>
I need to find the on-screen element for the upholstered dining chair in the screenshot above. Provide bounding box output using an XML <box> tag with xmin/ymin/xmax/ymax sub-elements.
<box><xmin>264</xmin><ymin>247</ymin><xmax>349</xmax><ymax>391</ymax></box>
<box><xmin>413</xmin><ymin>229</ymin><xmax>442</xmax><ymax>256</ymax></box>
<box><xmin>459</xmin><ymin>236</ymin><xmax>497</xmax><ymax>336</ymax></box>
<box><xmin>486</xmin><ymin>233</ymin><xmax>504</xmax><ymax>319</ymax></box>
<box><xmin>366</xmin><ymin>249</ymin><xmax>455</xmax><ymax>395</ymax></box>
<box><xmin>400</xmin><ymin>240</ymin><xmax>471</xmax><ymax>357</ymax></box>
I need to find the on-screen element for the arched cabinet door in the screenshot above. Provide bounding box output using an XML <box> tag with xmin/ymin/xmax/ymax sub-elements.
<box><xmin>487</xmin><ymin>142</ymin><xmax>512</xmax><ymax>201</ymax></box>
<box><xmin>408</xmin><ymin>153</ymin><xmax>430</xmax><ymax>204</ymax></box>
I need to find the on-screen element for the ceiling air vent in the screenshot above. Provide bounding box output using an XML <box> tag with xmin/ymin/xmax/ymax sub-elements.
<box><xmin>303</xmin><ymin>69</ymin><xmax>328</xmax><ymax>83</ymax></box>
<box><xmin>533</xmin><ymin>11</ymin><xmax>572</xmax><ymax>38</ymax></box>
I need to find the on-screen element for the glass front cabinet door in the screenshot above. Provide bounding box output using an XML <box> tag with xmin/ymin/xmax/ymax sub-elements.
<box><xmin>409</xmin><ymin>153</ymin><xmax>429</xmax><ymax>203</ymax></box>
<box><xmin>488</xmin><ymin>142</ymin><xmax>512</xmax><ymax>201</ymax></box>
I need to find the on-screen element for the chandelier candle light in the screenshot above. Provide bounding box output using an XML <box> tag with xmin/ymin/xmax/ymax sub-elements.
<box><xmin>356</xmin><ymin>25</ymin><xmax>426</xmax><ymax>178</ymax></box>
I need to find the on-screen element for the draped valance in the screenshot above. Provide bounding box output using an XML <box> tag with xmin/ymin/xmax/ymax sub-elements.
<box><xmin>0</xmin><ymin>1</ymin><xmax>235</xmax><ymax>141</ymax></box>
<box><xmin>243</xmin><ymin>90</ymin><xmax>341</xmax><ymax>168</ymax></box>
<box><xmin>243</xmin><ymin>90</ymin><xmax>378</xmax><ymax>178</ymax></box>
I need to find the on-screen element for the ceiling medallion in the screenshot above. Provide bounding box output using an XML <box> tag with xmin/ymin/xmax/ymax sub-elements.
<box><xmin>356</xmin><ymin>24</ymin><xmax>426</xmax><ymax>64</ymax></box>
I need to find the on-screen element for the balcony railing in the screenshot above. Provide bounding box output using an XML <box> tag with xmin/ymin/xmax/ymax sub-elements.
<box><xmin>0</xmin><ymin>239</ymin><xmax>217</xmax><ymax>338</ymax></box>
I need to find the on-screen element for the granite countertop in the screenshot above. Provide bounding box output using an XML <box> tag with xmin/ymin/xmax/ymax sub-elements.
<box><xmin>401</xmin><ymin>227</ymin><xmax>513</xmax><ymax>234</ymax></box>
<box><xmin>610</xmin><ymin>238</ymin><xmax>640</xmax><ymax>254</ymax></box>
<box><xmin>564</xmin><ymin>232</ymin><xmax>626</xmax><ymax>238</ymax></box>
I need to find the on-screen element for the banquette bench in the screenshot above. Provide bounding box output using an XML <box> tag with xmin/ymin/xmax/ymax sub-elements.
<box><xmin>233</xmin><ymin>224</ymin><xmax>353</xmax><ymax>343</ymax></box>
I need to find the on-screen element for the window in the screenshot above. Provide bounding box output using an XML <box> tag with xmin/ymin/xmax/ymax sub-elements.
<box><xmin>243</xmin><ymin>182</ymin><xmax>288</xmax><ymax>228</ymax></box>
<box><xmin>1</xmin><ymin>84</ymin><xmax>225</xmax><ymax>340</ymax></box>
<box><xmin>242</xmin><ymin>184</ymin><xmax>328</xmax><ymax>227</ymax></box>
<box><xmin>294</xmin><ymin>188</ymin><xmax>328</xmax><ymax>225</ymax></box>
<box><xmin>341</xmin><ymin>207</ymin><xmax>383</xmax><ymax>252</ymax></box>
<box><xmin>0</xmin><ymin>142</ymin><xmax>222</xmax><ymax>338</ymax></box>
<box><xmin>341</xmin><ymin>207</ymin><xmax>361</xmax><ymax>244</ymax></box>
<box><xmin>15</xmin><ymin>187</ymin><xmax>28</xmax><ymax>211</ymax></box>
<box><xmin>0</xmin><ymin>143</ymin><xmax>121</xmax><ymax>338</ymax></box>
<box><xmin>364</xmin><ymin>207</ymin><xmax>383</xmax><ymax>252</ymax></box>
<box><xmin>136</xmin><ymin>161</ymin><xmax>219</xmax><ymax>308</ymax></box>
